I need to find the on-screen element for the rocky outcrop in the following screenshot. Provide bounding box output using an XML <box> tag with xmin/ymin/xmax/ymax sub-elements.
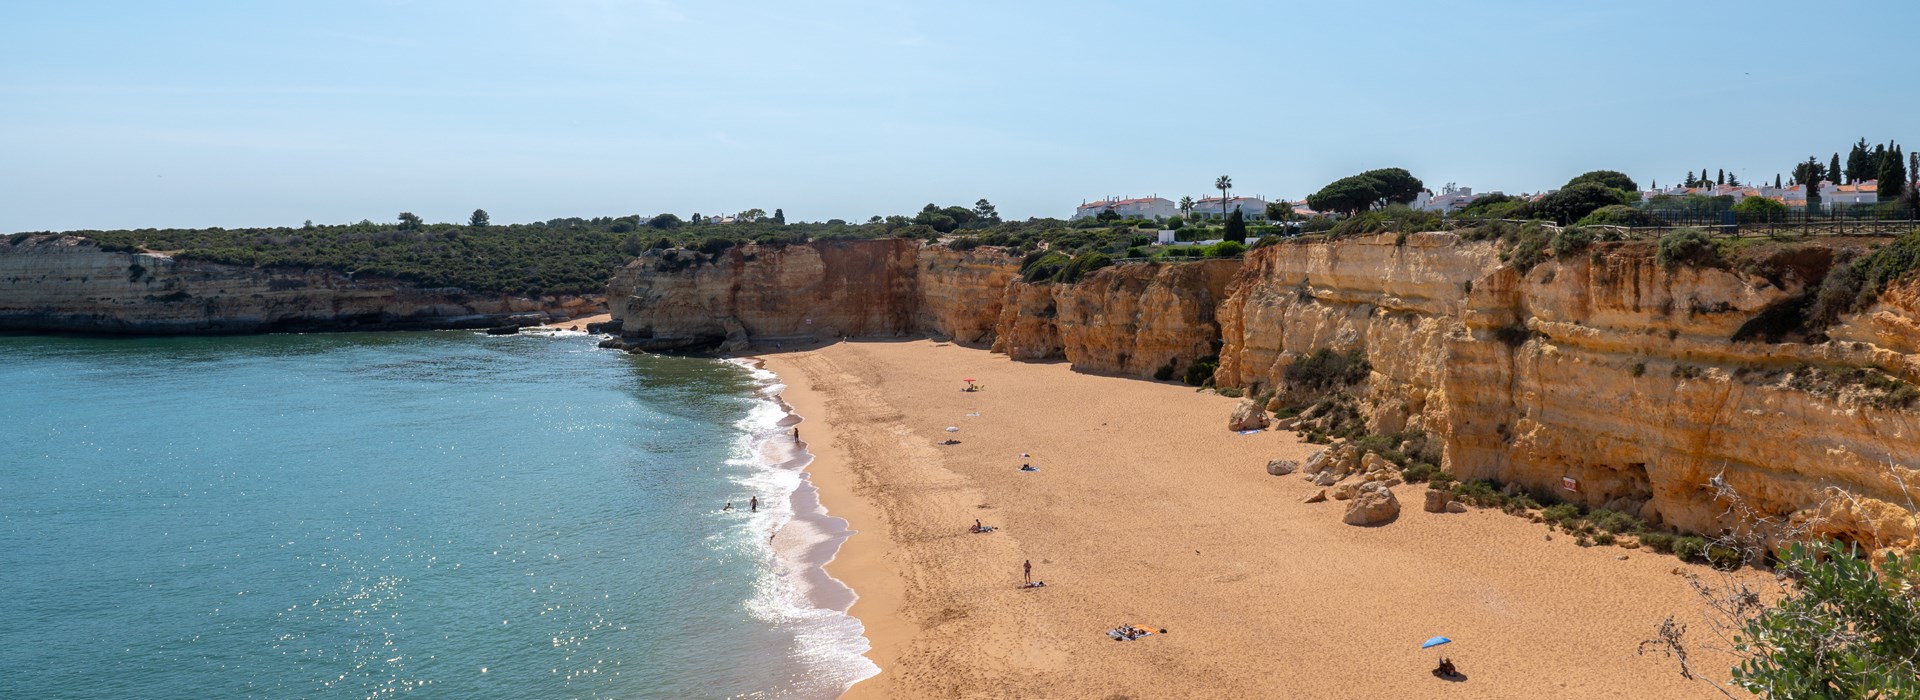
<box><xmin>1217</xmin><ymin>233</ymin><xmax>1919</xmax><ymax>553</ymax></box>
<box><xmin>604</xmin><ymin>235</ymin><xmax>1919</xmax><ymax>552</ymax></box>
<box><xmin>607</xmin><ymin>240</ymin><xmax>1233</xmax><ymax>373</ymax></box>
<box><xmin>0</xmin><ymin>235</ymin><xmax>599</xmax><ymax>334</ymax></box>
<box><xmin>1343</xmin><ymin>487</ymin><xmax>1400</xmax><ymax>526</ymax></box>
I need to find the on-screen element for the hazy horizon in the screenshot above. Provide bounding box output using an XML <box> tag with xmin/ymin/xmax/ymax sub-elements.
<box><xmin>4</xmin><ymin>0</ymin><xmax>1917</xmax><ymax>232</ymax></box>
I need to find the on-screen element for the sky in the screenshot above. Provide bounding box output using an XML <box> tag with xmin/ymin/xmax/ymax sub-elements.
<box><xmin>3</xmin><ymin>0</ymin><xmax>1917</xmax><ymax>232</ymax></box>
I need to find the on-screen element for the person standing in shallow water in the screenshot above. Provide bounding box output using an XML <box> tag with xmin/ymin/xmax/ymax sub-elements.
<box><xmin>750</xmin><ymin>496</ymin><xmax>758</xmax><ymax>512</ymax></box>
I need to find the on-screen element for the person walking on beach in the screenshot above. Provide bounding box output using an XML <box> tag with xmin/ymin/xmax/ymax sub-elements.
<box><xmin>1023</xmin><ymin>560</ymin><xmax>1032</xmax><ymax>585</ymax></box>
<box><xmin>750</xmin><ymin>496</ymin><xmax>759</xmax><ymax>513</ymax></box>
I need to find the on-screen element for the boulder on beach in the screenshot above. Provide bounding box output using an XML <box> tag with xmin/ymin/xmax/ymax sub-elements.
<box><xmin>1445</xmin><ymin>501</ymin><xmax>1468</xmax><ymax>513</ymax></box>
<box><xmin>1302</xmin><ymin>449</ymin><xmax>1329</xmax><ymax>474</ymax></box>
<box><xmin>1343</xmin><ymin>488</ymin><xmax>1400</xmax><ymax>526</ymax></box>
<box><xmin>1265</xmin><ymin>459</ymin><xmax>1298</xmax><ymax>476</ymax></box>
<box><xmin>1227</xmin><ymin>399</ymin><xmax>1269</xmax><ymax>432</ymax></box>
<box><xmin>1304</xmin><ymin>489</ymin><xmax>1328</xmax><ymax>504</ymax></box>
<box><xmin>1424</xmin><ymin>489</ymin><xmax>1453</xmax><ymax>513</ymax></box>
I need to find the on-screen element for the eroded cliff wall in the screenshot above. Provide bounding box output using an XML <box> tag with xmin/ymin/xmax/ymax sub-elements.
<box><xmin>607</xmin><ymin>235</ymin><xmax>1918</xmax><ymax>549</ymax></box>
<box><xmin>1218</xmin><ymin>233</ymin><xmax>1918</xmax><ymax>551</ymax></box>
<box><xmin>0</xmin><ymin>235</ymin><xmax>598</xmax><ymax>333</ymax></box>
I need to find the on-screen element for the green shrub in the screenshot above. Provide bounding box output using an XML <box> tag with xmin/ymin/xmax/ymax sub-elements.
<box><xmin>1594</xmin><ymin>532</ymin><xmax>1617</xmax><ymax>546</ymax></box>
<box><xmin>1542</xmin><ymin>504</ymin><xmax>1583</xmax><ymax>524</ymax></box>
<box><xmin>1706</xmin><ymin>544</ymin><xmax>1746</xmax><ymax>571</ymax></box>
<box><xmin>1152</xmin><ymin>360</ymin><xmax>1176</xmax><ymax>382</ymax></box>
<box><xmin>1638</xmin><ymin>532</ymin><xmax>1677</xmax><ymax>554</ymax></box>
<box><xmin>1056</xmin><ymin>252</ymin><xmax>1113</xmax><ymax>283</ymax></box>
<box><xmin>1206</xmin><ymin>240</ymin><xmax>1246</xmax><ymax>257</ymax></box>
<box><xmin>1550</xmin><ymin>227</ymin><xmax>1596</xmax><ymax>257</ymax></box>
<box><xmin>1019</xmin><ymin>251</ymin><xmax>1072</xmax><ymax>282</ymax></box>
<box><xmin>1672</xmin><ymin>536</ymin><xmax>1710</xmax><ymax>562</ymax></box>
<box><xmin>1573</xmin><ymin>205</ymin><xmax>1659</xmax><ymax>228</ymax></box>
<box><xmin>1401</xmin><ymin>461</ymin><xmax>1445</xmax><ymax>483</ymax></box>
<box><xmin>1284</xmin><ymin>348</ymin><xmax>1372</xmax><ymax>393</ymax></box>
<box><xmin>1655</xmin><ymin>229</ymin><xmax>1721</xmax><ymax>269</ymax></box>
<box><xmin>1216</xmin><ymin>387</ymin><xmax>1244</xmax><ymax>398</ymax></box>
<box><xmin>1183</xmin><ymin>355</ymin><xmax>1219</xmax><ymax>387</ymax></box>
<box><xmin>1587</xmin><ymin>508</ymin><xmax>1644</xmax><ymax>534</ymax></box>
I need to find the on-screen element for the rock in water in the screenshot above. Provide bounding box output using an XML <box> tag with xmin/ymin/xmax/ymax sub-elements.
<box><xmin>1265</xmin><ymin>459</ymin><xmax>1299</xmax><ymax>476</ymax></box>
<box><xmin>1227</xmin><ymin>399</ymin><xmax>1269</xmax><ymax>432</ymax></box>
<box><xmin>1343</xmin><ymin>489</ymin><xmax>1401</xmax><ymax>526</ymax></box>
<box><xmin>485</xmin><ymin>325</ymin><xmax>520</xmax><ymax>335</ymax></box>
<box><xmin>1424</xmin><ymin>489</ymin><xmax>1454</xmax><ymax>513</ymax></box>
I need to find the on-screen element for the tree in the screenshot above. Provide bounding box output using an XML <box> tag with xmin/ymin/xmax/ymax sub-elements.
<box><xmin>1847</xmin><ymin>138</ymin><xmax>1871</xmax><ymax>183</ymax></box>
<box><xmin>1178</xmin><ymin>196</ymin><xmax>1194</xmax><ymax>218</ymax></box>
<box><xmin>1531</xmin><ymin>183</ymin><xmax>1625</xmax><ymax>225</ymax></box>
<box><xmin>1685</xmin><ymin>172</ymin><xmax>1700</xmax><ymax>188</ymax></box>
<box><xmin>302</xmin><ymin>219</ymin><xmax>314</xmax><ymax>230</ymax></box>
<box><xmin>1793</xmin><ymin>157</ymin><xmax>1826</xmax><ymax>210</ymax></box>
<box><xmin>1265</xmin><ymin>201</ymin><xmax>1294</xmax><ymax>221</ymax></box>
<box><xmin>772</xmin><ymin>208</ymin><xmax>786</xmax><ymax>225</ymax></box>
<box><xmin>397</xmin><ymin>212</ymin><xmax>423</xmax><ymax>230</ymax></box>
<box><xmin>1095</xmin><ymin>207</ymin><xmax>1121</xmax><ymax>223</ymax></box>
<box><xmin>1775</xmin><ymin>174</ymin><xmax>1783</xmax><ymax>189</ymax></box>
<box><xmin>737</xmin><ymin>208</ymin><xmax>767</xmax><ymax>222</ymax></box>
<box><xmin>1567</xmin><ymin>170</ymin><xmax>1639</xmax><ymax>195</ymax></box>
<box><xmin>1716</xmin><ymin>169</ymin><xmax>1725</xmax><ymax>186</ymax></box>
<box><xmin>647</xmin><ymin>213</ymin><xmax>684</xmax><ymax>229</ymax></box>
<box><xmin>1360</xmin><ymin>168</ymin><xmax>1424</xmax><ymax>205</ymax></box>
<box><xmin>1733</xmin><ymin>195</ymin><xmax>1788</xmax><ymax>221</ymax></box>
<box><xmin>469</xmin><ymin>209</ymin><xmax>490</xmax><ymax>228</ymax></box>
<box><xmin>690</xmin><ymin>213</ymin><xmax>704</xmax><ymax>224</ymax></box>
<box><xmin>1307</xmin><ymin>175</ymin><xmax>1384</xmax><ymax>215</ymax></box>
<box><xmin>1223</xmin><ymin>208</ymin><xmax>1247</xmax><ymax>243</ymax></box>
<box><xmin>1831</xmin><ymin>153</ymin><xmax>1844</xmax><ymax>185</ymax></box>
<box><xmin>1167</xmin><ymin>215</ymin><xmax>1186</xmax><ymax>230</ymax></box>
<box><xmin>1879</xmin><ymin>145</ymin><xmax>1907</xmax><ymax>201</ymax></box>
<box><xmin>1305</xmin><ymin>168</ymin><xmax>1426</xmax><ymax>216</ymax></box>
<box><xmin>1215</xmin><ymin>175</ymin><xmax>1233</xmax><ymax>219</ymax></box>
<box><xmin>973</xmin><ymin>199</ymin><xmax>999</xmax><ymax>223</ymax></box>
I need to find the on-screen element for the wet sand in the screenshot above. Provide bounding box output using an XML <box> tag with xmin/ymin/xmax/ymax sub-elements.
<box><xmin>760</xmin><ymin>338</ymin><xmax>1742</xmax><ymax>699</ymax></box>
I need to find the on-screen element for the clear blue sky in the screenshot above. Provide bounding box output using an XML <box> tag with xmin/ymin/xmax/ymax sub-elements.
<box><xmin>4</xmin><ymin>1</ymin><xmax>1916</xmax><ymax>231</ymax></box>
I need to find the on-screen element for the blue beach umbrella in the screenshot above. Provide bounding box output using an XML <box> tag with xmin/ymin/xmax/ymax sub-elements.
<box><xmin>1421</xmin><ymin>636</ymin><xmax>1451</xmax><ymax>649</ymax></box>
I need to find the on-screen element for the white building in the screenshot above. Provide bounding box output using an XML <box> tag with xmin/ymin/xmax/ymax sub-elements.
<box><xmin>1189</xmin><ymin>196</ymin><xmax>1269</xmax><ymax>221</ymax></box>
<box><xmin>1412</xmin><ymin>183</ymin><xmax>1490</xmax><ymax>213</ymax></box>
<box><xmin>1072</xmin><ymin>196</ymin><xmax>1179</xmax><ymax>221</ymax></box>
<box><xmin>1826</xmin><ymin>181</ymin><xmax>1879</xmax><ymax>207</ymax></box>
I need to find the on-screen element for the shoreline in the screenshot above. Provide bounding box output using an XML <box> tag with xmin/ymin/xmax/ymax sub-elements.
<box><xmin>730</xmin><ymin>357</ymin><xmax>879</xmax><ymax>697</ymax></box>
<box><xmin>756</xmin><ymin>338</ymin><xmax>1746</xmax><ymax>698</ymax></box>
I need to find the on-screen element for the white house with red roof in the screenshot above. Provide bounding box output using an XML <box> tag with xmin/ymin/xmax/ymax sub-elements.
<box><xmin>1072</xmin><ymin>196</ymin><xmax>1179</xmax><ymax>221</ymax></box>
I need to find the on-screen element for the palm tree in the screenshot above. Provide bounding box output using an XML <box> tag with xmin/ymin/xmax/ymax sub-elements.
<box><xmin>1178</xmin><ymin>196</ymin><xmax>1194</xmax><ymax>218</ymax></box>
<box><xmin>1214</xmin><ymin>175</ymin><xmax>1233</xmax><ymax>220</ymax></box>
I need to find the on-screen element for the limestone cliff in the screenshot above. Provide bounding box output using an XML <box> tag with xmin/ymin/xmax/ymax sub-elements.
<box><xmin>606</xmin><ymin>235</ymin><xmax>1919</xmax><ymax>550</ymax></box>
<box><xmin>607</xmin><ymin>240</ymin><xmax>1233</xmax><ymax>377</ymax></box>
<box><xmin>0</xmin><ymin>235</ymin><xmax>599</xmax><ymax>333</ymax></box>
<box><xmin>1218</xmin><ymin>233</ymin><xmax>1918</xmax><ymax>552</ymax></box>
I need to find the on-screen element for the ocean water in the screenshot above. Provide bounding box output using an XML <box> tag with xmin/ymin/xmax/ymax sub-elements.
<box><xmin>0</xmin><ymin>331</ymin><xmax>873</xmax><ymax>699</ymax></box>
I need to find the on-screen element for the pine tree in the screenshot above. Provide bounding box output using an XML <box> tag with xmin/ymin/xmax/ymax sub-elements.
<box><xmin>773</xmin><ymin>208</ymin><xmax>786</xmax><ymax>225</ymax></box>
<box><xmin>1775</xmin><ymin>174</ymin><xmax>1782</xmax><ymax>189</ymax></box>
<box><xmin>1831</xmin><ymin>153</ymin><xmax>1844</xmax><ymax>185</ymax></box>
<box><xmin>1727</xmin><ymin>173</ymin><xmax>1741</xmax><ymax>187</ymax></box>
<box><xmin>1716</xmin><ymin>169</ymin><xmax>1725</xmax><ymax>186</ymax></box>
<box><xmin>1847</xmin><ymin>139</ymin><xmax>1870</xmax><ymax>183</ymax></box>
<box><xmin>1684</xmin><ymin>172</ymin><xmax>1697</xmax><ymax>188</ymax></box>
<box><xmin>1880</xmin><ymin>146</ymin><xmax>1908</xmax><ymax>201</ymax></box>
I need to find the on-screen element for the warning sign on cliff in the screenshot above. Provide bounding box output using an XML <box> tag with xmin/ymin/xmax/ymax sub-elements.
<box><xmin>1562</xmin><ymin>477</ymin><xmax>1579</xmax><ymax>492</ymax></box>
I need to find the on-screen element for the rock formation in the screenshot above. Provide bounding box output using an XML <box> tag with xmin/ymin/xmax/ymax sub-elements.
<box><xmin>0</xmin><ymin>235</ymin><xmax>599</xmax><ymax>333</ymax></box>
<box><xmin>567</xmin><ymin>235</ymin><xmax>1920</xmax><ymax>552</ymax></box>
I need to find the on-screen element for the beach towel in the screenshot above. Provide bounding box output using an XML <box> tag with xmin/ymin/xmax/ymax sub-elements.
<box><xmin>1237</xmin><ymin>429</ymin><xmax>1262</xmax><ymax>435</ymax></box>
<box><xmin>1020</xmin><ymin>581</ymin><xmax>1047</xmax><ymax>589</ymax></box>
<box><xmin>1019</xmin><ymin>466</ymin><xmax>1039</xmax><ymax>472</ymax></box>
<box><xmin>1107</xmin><ymin>628</ymin><xmax>1155</xmax><ymax>641</ymax></box>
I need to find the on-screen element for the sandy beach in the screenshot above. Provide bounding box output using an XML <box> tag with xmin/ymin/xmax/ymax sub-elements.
<box><xmin>761</xmin><ymin>339</ymin><xmax>1743</xmax><ymax>699</ymax></box>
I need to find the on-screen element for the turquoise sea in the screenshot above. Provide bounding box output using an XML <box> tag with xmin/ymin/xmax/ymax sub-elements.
<box><xmin>0</xmin><ymin>331</ymin><xmax>872</xmax><ymax>698</ymax></box>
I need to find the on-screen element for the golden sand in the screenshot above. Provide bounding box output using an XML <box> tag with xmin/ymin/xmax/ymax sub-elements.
<box><xmin>761</xmin><ymin>339</ymin><xmax>1740</xmax><ymax>699</ymax></box>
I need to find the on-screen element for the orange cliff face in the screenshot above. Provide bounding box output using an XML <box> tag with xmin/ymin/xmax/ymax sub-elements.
<box><xmin>606</xmin><ymin>235</ymin><xmax>1919</xmax><ymax>552</ymax></box>
<box><xmin>1217</xmin><ymin>233</ymin><xmax>1917</xmax><ymax>553</ymax></box>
